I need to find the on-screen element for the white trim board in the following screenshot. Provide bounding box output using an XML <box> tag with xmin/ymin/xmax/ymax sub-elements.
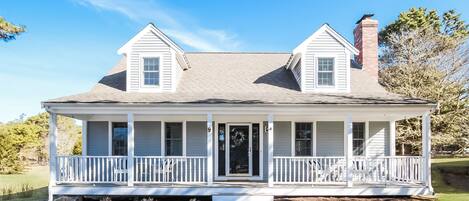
<box><xmin>293</xmin><ymin>24</ymin><xmax>359</xmax><ymax>55</ymax></box>
<box><xmin>214</xmin><ymin>121</ymin><xmax>264</xmax><ymax>181</ymax></box>
<box><xmin>118</xmin><ymin>23</ymin><xmax>184</xmax><ymax>55</ymax></box>
<box><xmin>51</xmin><ymin>185</ymin><xmax>432</xmax><ymax>196</ymax></box>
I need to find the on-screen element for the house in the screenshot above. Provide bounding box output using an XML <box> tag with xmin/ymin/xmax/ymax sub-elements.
<box><xmin>42</xmin><ymin>14</ymin><xmax>435</xmax><ymax>201</ymax></box>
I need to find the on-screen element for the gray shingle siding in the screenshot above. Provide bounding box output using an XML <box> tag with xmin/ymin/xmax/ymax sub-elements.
<box><xmin>368</xmin><ymin>121</ymin><xmax>390</xmax><ymax>157</ymax></box>
<box><xmin>273</xmin><ymin>121</ymin><xmax>292</xmax><ymax>156</ymax></box>
<box><xmin>187</xmin><ymin>122</ymin><xmax>207</xmax><ymax>156</ymax></box>
<box><xmin>87</xmin><ymin>121</ymin><xmax>108</xmax><ymax>156</ymax></box>
<box><xmin>135</xmin><ymin>121</ymin><xmax>161</xmax><ymax>156</ymax></box>
<box><xmin>316</xmin><ymin>121</ymin><xmax>344</xmax><ymax>156</ymax></box>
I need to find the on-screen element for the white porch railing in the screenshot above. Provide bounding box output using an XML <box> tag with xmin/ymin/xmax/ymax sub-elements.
<box><xmin>273</xmin><ymin>156</ymin><xmax>346</xmax><ymax>184</ymax></box>
<box><xmin>56</xmin><ymin>156</ymin><xmax>207</xmax><ymax>184</ymax></box>
<box><xmin>352</xmin><ymin>156</ymin><xmax>423</xmax><ymax>184</ymax></box>
<box><xmin>56</xmin><ymin>156</ymin><xmax>128</xmax><ymax>184</ymax></box>
<box><xmin>134</xmin><ymin>156</ymin><xmax>207</xmax><ymax>183</ymax></box>
<box><xmin>273</xmin><ymin>156</ymin><xmax>423</xmax><ymax>185</ymax></box>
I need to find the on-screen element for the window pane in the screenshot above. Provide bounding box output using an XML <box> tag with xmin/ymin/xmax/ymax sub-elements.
<box><xmin>318</xmin><ymin>58</ymin><xmax>334</xmax><ymax>86</ymax></box>
<box><xmin>353</xmin><ymin>140</ymin><xmax>364</xmax><ymax>156</ymax></box>
<box><xmin>166</xmin><ymin>139</ymin><xmax>182</xmax><ymax>156</ymax></box>
<box><xmin>295</xmin><ymin>123</ymin><xmax>312</xmax><ymax>139</ymax></box>
<box><xmin>295</xmin><ymin>123</ymin><xmax>312</xmax><ymax>156</ymax></box>
<box><xmin>144</xmin><ymin>58</ymin><xmax>159</xmax><ymax>71</ymax></box>
<box><xmin>318</xmin><ymin>72</ymin><xmax>333</xmax><ymax>86</ymax></box>
<box><xmin>143</xmin><ymin>57</ymin><xmax>160</xmax><ymax>86</ymax></box>
<box><xmin>112</xmin><ymin>123</ymin><xmax>127</xmax><ymax>156</ymax></box>
<box><xmin>218</xmin><ymin>123</ymin><xmax>226</xmax><ymax>176</ymax></box>
<box><xmin>165</xmin><ymin>123</ymin><xmax>183</xmax><ymax>156</ymax></box>
<box><xmin>144</xmin><ymin>72</ymin><xmax>159</xmax><ymax>85</ymax></box>
<box><xmin>295</xmin><ymin>140</ymin><xmax>311</xmax><ymax>156</ymax></box>
<box><xmin>352</xmin><ymin>123</ymin><xmax>365</xmax><ymax>156</ymax></box>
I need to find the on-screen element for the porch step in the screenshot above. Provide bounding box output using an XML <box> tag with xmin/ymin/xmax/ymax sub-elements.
<box><xmin>212</xmin><ymin>195</ymin><xmax>273</xmax><ymax>201</ymax></box>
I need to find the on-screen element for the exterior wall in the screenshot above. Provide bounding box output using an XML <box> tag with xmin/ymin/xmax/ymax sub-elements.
<box><xmin>87</xmin><ymin>121</ymin><xmax>108</xmax><ymax>156</ymax></box>
<box><xmin>292</xmin><ymin>61</ymin><xmax>302</xmax><ymax>86</ymax></box>
<box><xmin>316</xmin><ymin>121</ymin><xmax>344</xmax><ymax>156</ymax></box>
<box><xmin>261</xmin><ymin>121</ymin><xmax>292</xmax><ymax>180</ymax></box>
<box><xmin>128</xmin><ymin>29</ymin><xmax>173</xmax><ymax>92</ymax></box>
<box><xmin>187</xmin><ymin>121</ymin><xmax>207</xmax><ymax>156</ymax></box>
<box><xmin>368</xmin><ymin>121</ymin><xmax>390</xmax><ymax>157</ymax></box>
<box><xmin>273</xmin><ymin>121</ymin><xmax>292</xmax><ymax>156</ymax></box>
<box><xmin>304</xmin><ymin>31</ymin><xmax>350</xmax><ymax>92</ymax></box>
<box><xmin>135</xmin><ymin>121</ymin><xmax>161</xmax><ymax>156</ymax></box>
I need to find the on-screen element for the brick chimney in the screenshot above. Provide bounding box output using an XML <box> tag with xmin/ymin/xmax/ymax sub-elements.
<box><xmin>353</xmin><ymin>14</ymin><xmax>378</xmax><ymax>79</ymax></box>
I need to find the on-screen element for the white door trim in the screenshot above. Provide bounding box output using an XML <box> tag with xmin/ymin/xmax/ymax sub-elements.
<box><xmin>225</xmin><ymin>123</ymin><xmax>252</xmax><ymax>177</ymax></box>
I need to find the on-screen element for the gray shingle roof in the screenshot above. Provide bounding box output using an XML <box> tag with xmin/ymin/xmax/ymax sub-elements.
<box><xmin>44</xmin><ymin>53</ymin><xmax>431</xmax><ymax>105</ymax></box>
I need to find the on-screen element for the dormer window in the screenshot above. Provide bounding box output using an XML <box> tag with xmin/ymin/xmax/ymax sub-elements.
<box><xmin>317</xmin><ymin>57</ymin><xmax>334</xmax><ymax>87</ymax></box>
<box><xmin>143</xmin><ymin>57</ymin><xmax>160</xmax><ymax>86</ymax></box>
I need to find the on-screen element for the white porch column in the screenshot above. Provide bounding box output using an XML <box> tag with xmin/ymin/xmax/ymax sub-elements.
<box><xmin>127</xmin><ymin>113</ymin><xmax>135</xmax><ymax>186</ymax></box>
<box><xmin>389</xmin><ymin>120</ymin><xmax>396</xmax><ymax>156</ymax></box>
<box><xmin>82</xmin><ymin>120</ymin><xmax>87</xmax><ymax>156</ymax></box>
<box><xmin>207</xmin><ymin>113</ymin><xmax>213</xmax><ymax>185</ymax></box>
<box><xmin>422</xmin><ymin>112</ymin><xmax>432</xmax><ymax>190</ymax></box>
<box><xmin>344</xmin><ymin>115</ymin><xmax>353</xmax><ymax>187</ymax></box>
<box><xmin>267</xmin><ymin>114</ymin><xmax>274</xmax><ymax>187</ymax></box>
<box><xmin>48</xmin><ymin>113</ymin><xmax>58</xmax><ymax>201</ymax></box>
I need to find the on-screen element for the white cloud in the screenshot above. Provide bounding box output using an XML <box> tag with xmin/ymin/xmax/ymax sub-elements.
<box><xmin>74</xmin><ymin>0</ymin><xmax>242</xmax><ymax>51</ymax></box>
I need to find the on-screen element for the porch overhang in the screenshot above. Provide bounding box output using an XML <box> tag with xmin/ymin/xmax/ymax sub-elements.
<box><xmin>42</xmin><ymin>102</ymin><xmax>436</xmax><ymax>121</ymax></box>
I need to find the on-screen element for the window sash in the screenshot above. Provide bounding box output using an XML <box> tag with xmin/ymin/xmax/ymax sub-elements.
<box><xmin>352</xmin><ymin>122</ymin><xmax>365</xmax><ymax>156</ymax></box>
<box><xmin>317</xmin><ymin>57</ymin><xmax>334</xmax><ymax>86</ymax></box>
<box><xmin>143</xmin><ymin>57</ymin><xmax>160</xmax><ymax>86</ymax></box>
<box><xmin>165</xmin><ymin>122</ymin><xmax>183</xmax><ymax>156</ymax></box>
<box><xmin>295</xmin><ymin>122</ymin><xmax>313</xmax><ymax>156</ymax></box>
<box><xmin>112</xmin><ymin>122</ymin><xmax>128</xmax><ymax>156</ymax></box>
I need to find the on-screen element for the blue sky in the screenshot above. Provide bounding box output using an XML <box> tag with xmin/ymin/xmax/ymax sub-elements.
<box><xmin>0</xmin><ymin>0</ymin><xmax>468</xmax><ymax>122</ymax></box>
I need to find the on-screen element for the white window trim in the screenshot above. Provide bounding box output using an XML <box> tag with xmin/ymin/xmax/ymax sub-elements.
<box><xmin>139</xmin><ymin>53</ymin><xmax>163</xmax><ymax>91</ymax></box>
<box><xmin>108</xmin><ymin>121</ymin><xmax>129</xmax><ymax>156</ymax></box>
<box><xmin>161</xmin><ymin>121</ymin><xmax>186</xmax><ymax>156</ymax></box>
<box><xmin>352</xmin><ymin>122</ymin><xmax>366</xmax><ymax>156</ymax></box>
<box><xmin>312</xmin><ymin>53</ymin><xmax>339</xmax><ymax>92</ymax></box>
<box><xmin>291</xmin><ymin>121</ymin><xmax>314</xmax><ymax>156</ymax></box>
<box><xmin>316</xmin><ymin>56</ymin><xmax>337</xmax><ymax>89</ymax></box>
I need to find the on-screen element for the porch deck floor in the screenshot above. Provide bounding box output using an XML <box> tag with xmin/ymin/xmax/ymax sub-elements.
<box><xmin>56</xmin><ymin>181</ymin><xmax>424</xmax><ymax>188</ymax></box>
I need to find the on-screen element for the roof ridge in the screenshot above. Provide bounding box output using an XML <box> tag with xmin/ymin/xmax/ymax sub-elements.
<box><xmin>185</xmin><ymin>51</ymin><xmax>292</xmax><ymax>54</ymax></box>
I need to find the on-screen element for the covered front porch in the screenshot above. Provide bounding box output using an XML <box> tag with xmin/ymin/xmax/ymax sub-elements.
<box><xmin>45</xmin><ymin>104</ymin><xmax>434</xmax><ymax>197</ymax></box>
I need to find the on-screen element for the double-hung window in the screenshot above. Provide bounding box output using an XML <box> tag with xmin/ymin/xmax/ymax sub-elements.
<box><xmin>165</xmin><ymin>122</ymin><xmax>183</xmax><ymax>156</ymax></box>
<box><xmin>295</xmin><ymin>122</ymin><xmax>313</xmax><ymax>156</ymax></box>
<box><xmin>112</xmin><ymin>122</ymin><xmax>128</xmax><ymax>156</ymax></box>
<box><xmin>143</xmin><ymin>57</ymin><xmax>160</xmax><ymax>86</ymax></box>
<box><xmin>317</xmin><ymin>57</ymin><xmax>334</xmax><ymax>86</ymax></box>
<box><xmin>352</xmin><ymin>122</ymin><xmax>365</xmax><ymax>156</ymax></box>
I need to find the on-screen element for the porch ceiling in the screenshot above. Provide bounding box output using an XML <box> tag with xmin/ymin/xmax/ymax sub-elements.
<box><xmin>45</xmin><ymin>103</ymin><xmax>436</xmax><ymax>121</ymax></box>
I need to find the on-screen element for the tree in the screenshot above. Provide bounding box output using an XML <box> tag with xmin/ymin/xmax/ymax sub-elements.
<box><xmin>0</xmin><ymin>16</ymin><xmax>25</xmax><ymax>42</ymax></box>
<box><xmin>0</xmin><ymin>113</ymin><xmax>82</xmax><ymax>174</ymax></box>
<box><xmin>72</xmin><ymin>140</ymin><xmax>82</xmax><ymax>155</ymax></box>
<box><xmin>379</xmin><ymin>8</ymin><xmax>469</xmax><ymax>46</ymax></box>
<box><xmin>379</xmin><ymin>8</ymin><xmax>469</xmax><ymax>154</ymax></box>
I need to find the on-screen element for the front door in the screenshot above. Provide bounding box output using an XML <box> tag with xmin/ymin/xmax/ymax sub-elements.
<box><xmin>226</xmin><ymin>124</ymin><xmax>251</xmax><ymax>176</ymax></box>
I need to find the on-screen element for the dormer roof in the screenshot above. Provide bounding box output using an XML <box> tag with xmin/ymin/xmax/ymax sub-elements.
<box><xmin>117</xmin><ymin>23</ymin><xmax>184</xmax><ymax>55</ymax></box>
<box><xmin>293</xmin><ymin>24</ymin><xmax>359</xmax><ymax>55</ymax></box>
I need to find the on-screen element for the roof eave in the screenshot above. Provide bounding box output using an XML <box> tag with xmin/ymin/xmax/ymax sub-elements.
<box><xmin>117</xmin><ymin>23</ymin><xmax>184</xmax><ymax>55</ymax></box>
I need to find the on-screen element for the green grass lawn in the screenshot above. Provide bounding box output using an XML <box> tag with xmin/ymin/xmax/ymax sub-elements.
<box><xmin>432</xmin><ymin>157</ymin><xmax>469</xmax><ymax>201</ymax></box>
<box><xmin>1</xmin><ymin>159</ymin><xmax>468</xmax><ymax>201</ymax></box>
<box><xmin>0</xmin><ymin>166</ymin><xmax>49</xmax><ymax>201</ymax></box>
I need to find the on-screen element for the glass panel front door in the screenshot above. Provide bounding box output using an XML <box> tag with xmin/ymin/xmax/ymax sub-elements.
<box><xmin>228</xmin><ymin>125</ymin><xmax>250</xmax><ymax>175</ymax></box>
